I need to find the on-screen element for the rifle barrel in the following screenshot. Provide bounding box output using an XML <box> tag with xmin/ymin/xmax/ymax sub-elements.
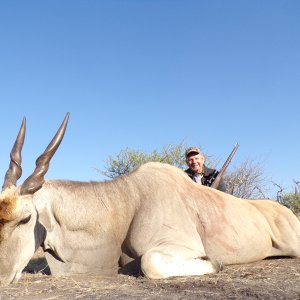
<box><xmin>211</xmin><ymin>143</ymin><xmax>239</xmax><ymax>189</ymax></box>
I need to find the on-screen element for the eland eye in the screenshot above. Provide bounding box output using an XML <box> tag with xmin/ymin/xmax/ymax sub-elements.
<box><xmin>18</xmin><ymin>215</ymin><xmax>31</xmax><ymax>226</ymax></box>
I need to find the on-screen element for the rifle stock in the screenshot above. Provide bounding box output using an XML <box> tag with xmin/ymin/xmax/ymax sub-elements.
<box><xmin>211</xmin><ymin>143</ymin><xmax>239</xmax><ymax>189</ymax></box>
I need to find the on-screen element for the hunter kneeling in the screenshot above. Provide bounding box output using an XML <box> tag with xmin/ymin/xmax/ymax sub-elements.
<box><xmin>184</xmin><ymin>146</ymin><xmax>227</xmax><ymax>193</ymax></box>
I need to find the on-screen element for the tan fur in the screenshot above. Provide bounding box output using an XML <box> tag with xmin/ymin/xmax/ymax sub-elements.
<box><xmin>0</xmin><ymin>189</ymin><xmax>17</xmax><ymax>223</ymax></box>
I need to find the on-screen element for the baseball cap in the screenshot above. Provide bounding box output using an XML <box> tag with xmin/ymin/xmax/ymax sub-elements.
<box><xmin>185</xmin><ymin>147</ymin><xmax>201</xmax><ymax>158</ymax></box>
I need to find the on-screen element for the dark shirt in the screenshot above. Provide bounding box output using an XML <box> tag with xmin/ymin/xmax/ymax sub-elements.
<box><xmin>185</xmin><ymin>165</ymin><xmax>227</xmax><ymax>193</ymax></box>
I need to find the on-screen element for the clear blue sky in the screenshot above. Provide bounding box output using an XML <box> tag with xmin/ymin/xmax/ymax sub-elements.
<box><xmin>0</xmin><ymin>1</ymin><xmax>299</xmax><ymax>196</ymax></box>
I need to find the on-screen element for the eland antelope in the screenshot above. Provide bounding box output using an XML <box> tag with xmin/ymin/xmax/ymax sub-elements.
<box><xmin>0</xmin><ymin>113</ymin><xmax>300</xmax><ymax>285</ymax></box>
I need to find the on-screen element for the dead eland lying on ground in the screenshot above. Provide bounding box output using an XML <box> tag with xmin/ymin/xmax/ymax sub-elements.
<box><xmin>0</xmin><ymin>113</ymin><xmax>300</xmax><ymax>286</ymax></box>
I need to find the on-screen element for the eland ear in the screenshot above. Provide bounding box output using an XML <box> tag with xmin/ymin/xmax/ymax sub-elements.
<box><xmin>2</xmin><ymin>117</ymin><xmax>26</xmax><ymax>191</ymax></box>
<box><xmin>20</xmin><ymin>113</ymin><xmax>70</xmax><ymax>195</ymax></box>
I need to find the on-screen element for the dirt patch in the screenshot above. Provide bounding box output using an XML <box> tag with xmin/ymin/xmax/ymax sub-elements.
<box><xmin>1</xmin><ymin>253</ymin><xmax>300</xmax><ymax>299</ymax></box>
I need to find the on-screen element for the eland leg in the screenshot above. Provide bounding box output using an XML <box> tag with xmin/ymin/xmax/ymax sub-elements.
<box><xmin>141</xmin><ymin>245</ymin><xmax>216</xmax><ymax>279</ymax></box>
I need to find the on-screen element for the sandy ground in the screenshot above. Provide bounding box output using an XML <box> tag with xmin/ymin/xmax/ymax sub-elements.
<box><xmin>0</xmin><ymin>252</ymin><xmax>299</xmax><ymax>300</ymax></box>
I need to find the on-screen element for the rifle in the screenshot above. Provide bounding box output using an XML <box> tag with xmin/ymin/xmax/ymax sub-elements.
<box><xmin>210</xmin><ymin>143</ymin><xmax>239</xmax><ymax>189</ymax></box>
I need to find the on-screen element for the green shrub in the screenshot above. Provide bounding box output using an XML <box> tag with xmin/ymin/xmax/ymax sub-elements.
<box><xmin>278</xmin><ymin>193</ymin><xmax>300</xmax><ymax>217</ymax></box>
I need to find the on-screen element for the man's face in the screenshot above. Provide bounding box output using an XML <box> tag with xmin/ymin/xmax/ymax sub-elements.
<box><xmin>186</xmin><ymin>152</ymin><xmax>205</xmax><ymax>174</ymax></box>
